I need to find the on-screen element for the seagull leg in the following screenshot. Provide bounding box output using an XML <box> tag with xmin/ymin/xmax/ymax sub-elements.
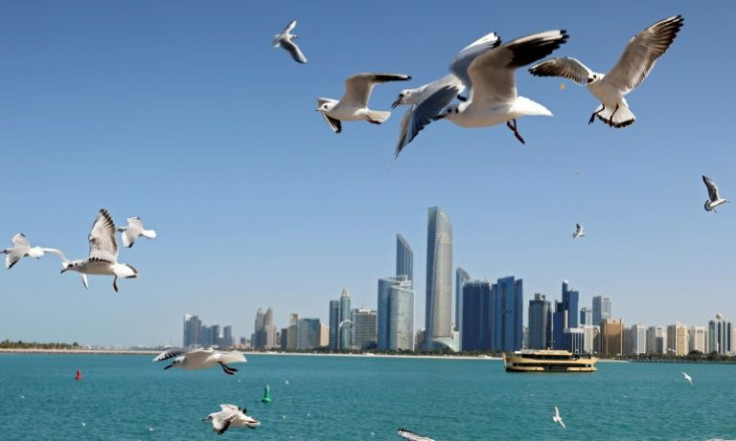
<box><xmin>506</xmin><ymin>120</ymin><xmax>525</xmax><ymax>144</ymax></box>
<box><xmin>589</xmin><ymin>105</ymin><xmax>605</xmax><ymax>125</ymax></box>
<box><xmin>113</xmin><ymin>276</ymin><xmax>119</xmax><ymax>293</ymax></box>
<box><xmin>366</xmin><ymin>119</ymin><xmax>382</xmax><ymax>125</ymax></box>
<box><xmin>608</xmin><ymin>104</ymin><xmax>620</xmax><ymax>124</ymax></box>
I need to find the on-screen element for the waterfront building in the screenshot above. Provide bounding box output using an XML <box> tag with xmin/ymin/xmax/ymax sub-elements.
<box><xmin>352</xmin><ymin>307</ymin><xmax>378</xmax><ymax>349</ymax></box>
<box><xmin>564</xmin><ymin>328</ymin><xmax>585</xmax><ymax>354</ymax></box>
<box><xmin>396</xmin><ymin>234</ymin><xmax>413</xmax><ymax>283</ymax></box>
<box><xmin>667</xmin><ymin>322</ymin><xmax>687</xmax><ymax>356</ymax></box>
<box><xmin>528</xmin><ymin>293</ymin><xmax>552</xmax><ymax>350</ymax></box>
<box><xmin>296</xmin><ymin>318</ymin><xmax>321</xmax><ymax>350</ymax></box>
<box><xmin>580</xmin><ymin>307</ymin><xmax>592</xmax><ymax>325</ymax></box>
<box><xmin>491</xmin><ymin>276</ymin><xmax>523</xmax><ymax>352</ymax></box>
<box><xmin>600</xmin><ymin>318</ymin><xmax>623</xmax><ymax>356</ymax></box>
<box><xmin>328</xmin><ymin>300</ymin><xmax>340</xmax><ymax>351</ymax></box>
<box><xmin>320</xmin><ymin>324</ymin><xmax>329</xmax><ymax>348</ymax></box>
<box><xmin>689</xmin><ymin>326</ymin><xmax>708</xmax><ymax>354</ymax></box>
<box><xmin>286</xmin><ymin>314</ymin><xmax>299</xmax><ymax>351</ymax></box>
<box><xmin>646</xmin><ymin>326</ymin><xmax>667</xmax><ymax>354</ymax></box>
<box><xmin>461</xmin><ymin>280</ymin><xmax>492</xmax><ymax>351</ymax></box>
<box><xmin>339</xmin><ymin>289</ymin><xmax>352</xmax><ymax>351</ymax></box>
<box><xmin>562</xmin><ymin>280</ymin><xmax>580</xmax><ymax>329</ymax></box>
<box><xmin>582</xmin><ymin>325</ymin><xmax>599</xmax><ymax>354</ymax></box>
<box><xmin>708</xmin><ymin>314</ymin><xmax>732</xmax><ymax>354</ymax></box>
<box><xmin>627</xmin><ymin>324</ymin><xmax>647</xmax><ymax>355</ymax></box>
<box><xmin>377</xmin><ymin>275</ymin><xmax>415</xmax><ymax>351</ymax></box>
<box><xmin>455</xmin><ymin>267</ymin><xmax>471</xmax><ymax>333</ymax></box>
<box><xmin>592</xmin><ymin>296</ymin><xmax>612</xmax><ymax>326</ymax></box>
<box><xmin>222</xmin><ymin>326</ymin><xmax>233</xmax><ymax>349</ymax></box>
<box><xmin>425</xmin><ymin>207</ymin><xmax>454</xmax><ymax>351</ymax></box>
<box><xmin>183</xmin><ymin>314</ymin><xmax>202</xmax><ymax>348</ymax></box>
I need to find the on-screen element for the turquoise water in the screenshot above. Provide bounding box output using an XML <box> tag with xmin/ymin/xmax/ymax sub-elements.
<box><xmin>0</xmin><ymin>354</ymin><xmax>734</xmax><ymax>440</ymax></box>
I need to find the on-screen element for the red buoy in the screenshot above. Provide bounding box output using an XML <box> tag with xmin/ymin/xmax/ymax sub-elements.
<box><xmin>75</xmin><ymin>369</ymin><xmax>82</xmax><ymax>381</ymax></box>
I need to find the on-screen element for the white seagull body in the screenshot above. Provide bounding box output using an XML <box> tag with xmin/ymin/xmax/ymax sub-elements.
<box><xmin>117</xmin><ymin>217</ymin><xmax>157</xmax><ymax>248</ymax></box>
<box><xmin>681</xmin><ymin>371</ymin><xmax>693</xmax><ymax>385</ymax></box>
<box><xmin>2</xmin><ymin>233</ymin><xmax>46</xmax><ymax>269</ymax></box>
<box><xmin>397</xmin><ymin>428</ymin><xmax>435</xmax><ymax>441</ymax></box>
<box><xmin>572</xmin><ymin>223</ymin><xmax>585</xmax><ymax>239</ymax></box>
<box><xmin>273</xmin><ymin>20</ymin><xmax>307</xmax><ymax>64</ymax></box>
<box><xmin>529</xmin><ymin>15</ymin><xmax>684</xmax><ymax>128</ymax></box>
<box><xmin>316</xmin><ymin>73</ymin><xmax>411</xmax><ymax>133</ymax></box>
<box><xmin>434</xmin><ymin>30</ymin><xmax>568</xmax><ymax>144</ymax></box>
<box><xmin>392</xmin><ymin>73</ymin><xmax>467</xmax><ymax>158</ymax></box>
<box><xmin>553</xmin><ymin>406</ymin><xmax>566</xmax><ymax>429</ymax></box>
<box><xmin>203</xmin><ymin>404</ymin><xmax>260</xmax><ymax>435</ymax></box>
<box><xmin>703</xmin><ymin>175</ymin><xmax>728</xmax><ymax>212</ymax></box>
<box><xmin>153</xmin><ymin>348</ymin><xmax>247</xmax><ymax>375</ymax></box>
<box><xmin>45</xmin><ymin>209</ymin><xmax>138</xmax><ymax>292</ymax></box>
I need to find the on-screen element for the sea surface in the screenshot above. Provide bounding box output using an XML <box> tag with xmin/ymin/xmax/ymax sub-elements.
<box><xmin>0</xmin><ymin>353</ymin><xmax>734</xmax><ymax>440</ymax></box>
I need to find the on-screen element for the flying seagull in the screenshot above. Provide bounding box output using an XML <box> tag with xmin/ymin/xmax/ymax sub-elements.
<box><xmin>397</xmin><ymin>428</ymin><xmax>435</xmax><ymax>441</ymax></box>
<box><xmin>681</xmin><ymin>371</ymin><xmax>693</xmax><ymax>385</ymax></box>
<box><xmin>391</xmin><ymin>73</ymin><xmax>468</xmax><ymax>158</ymax></box>
<box><xmin>433</xmin><ymin>29</ymin><xmax>568</xmax><ymax>144</ymax></box>
<box><xmin>117</xmin><ymin>217</ymin><xmax>157</xmax><ymax>248</ymax></box>
<box><xmin>702</xmin><ymin>175</ymin><xmax>728</xmax><ymax>212</ymax></box>
<box><xmin>316</xmin><ymin>73</ymin><xmax>411</xmax><ymax>133</ymax></box>
<box><xmin>44</xmin><ymin>209</ymin><xmax>138</xmax><ymax>292</ymax></box>
<box><xmin>529</xmin><ymin>15</ymin><xmax>684</xmax><ymax>128</ymax></box>
<box><xmin>553</xmin><ymin>406</ymin><xmax>566</xmax><ymax>430</ymax></box>
<box><xmin>203</xmin><ymin>404</ymin><xmax>260</xmax><ymax>435</ymax></box>
<box><xmin>273</xmin><ymin>20</ymin><xmax>307</xmax><ymax>64</ymax></box>
<box><xmin>572</xmin><ymin>223</ymin><xmax>585</xmax><ymax>239</ymax></box>
<box><xmin>153</xmin><ymin>348</ymin><xmax>246</xmax><ymax>375</ymax></box>
<box><xmin>2</xmin><ymin>233</ymin><xmax>49</xmax><ymax>269</ymax></box>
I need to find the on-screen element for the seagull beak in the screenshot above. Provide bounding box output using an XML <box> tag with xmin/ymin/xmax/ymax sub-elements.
<box><xmin>433</xmin><ymin>114</ymin><xmax>446</xmax><ymax>121</ymax></box>
<box><xmin>60</xmin><ymin>267</ymin><xmax>68</xmax><ymax>274</ymax></box>
<box><xmin>391</xmin><ymin>99</ymin><xmax>401</xmax><ymax>109</ymax></box>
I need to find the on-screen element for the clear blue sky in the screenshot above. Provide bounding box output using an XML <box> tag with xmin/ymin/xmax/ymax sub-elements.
<box><xmin>1</xmin><ymin>0</ymin><xmax>733</xmax><ymax>346</ymax></box>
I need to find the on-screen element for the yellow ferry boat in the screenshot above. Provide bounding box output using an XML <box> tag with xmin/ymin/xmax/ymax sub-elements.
<box><xmin>502</xmin><ymin>349</ymin><xmax>597</xmax><ymax>373</ymax></box>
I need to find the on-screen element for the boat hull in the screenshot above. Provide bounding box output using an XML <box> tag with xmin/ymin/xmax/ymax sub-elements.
<box><xmin>503</xmin><ymin>350</ymin><xmax>597</xmax><ymax>373</ymax></box>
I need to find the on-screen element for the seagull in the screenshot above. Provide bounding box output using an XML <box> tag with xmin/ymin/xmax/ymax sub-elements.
<box><xmin>397</xmin><ymin>428</ymin><xmax>435</xmax><ymax>441</ymax></box>
<box><xmin>117</xmin><ymin>217</ymin><xmax>157</xmax><ymax>248</ymax></box>
<box><xmin>153</xmin><ymin>348</ymin><xmax>246</xmax><ymax>375</ymax></box>
<box><xmin>273</xmin><ymin>20</ymin><xmax>307</xmax><ymax>64</ymax></box>
<box><xmin>44</xmin><ymin>209</ymin><xmax>138</xmax><ymax>292</ymax></box>
<box><xmin>681</xmin><ymin>371</ymin><xmax>693</xmax><ymax>385</ymax></box>
<box><xmin>529</xmin><ymin>15</ymin><xmax>684</xmax><ymax>128</ymax></box>
<box><xmin>433</xmin><ymin>29</ymin><xmax>568</xmax><ymax>144</ymax></box>
<box><xmin>572</xmin><ymin>223</ymin><xmax>585</xmax><ymax>239</ymax></box>
<box><xmin>2</xmin><ymin>233</ymin><xmax>47</xmax><ymax>269</ymax></box>
<box><xmin>703</xmin><ymin>175</ymin><xmax>728</xmax><ymax>212</ymax></box>
<box><xmin>203</xmin><ymin>404</ymin><xmax>260</xmax><ymax>435</ymax></box>
<box><xmin>316</xmin><ymin>73</ymin><xmax>411</xmax><ymax>133</ymax></box>
<box><xmin>553</xmin><ymin>406</ymin><xmax>566</xmax><ymax>430</ymax></box>
<box><xmin>391</xmin><ymin>73</ymin><xmax>468</xmax><ymax>158</ymax></box>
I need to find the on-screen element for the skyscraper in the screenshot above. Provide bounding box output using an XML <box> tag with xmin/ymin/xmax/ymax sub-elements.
<box><xmin>253</xmin><ymin>308</ymin><xmax>266</xmax><ymax>349</ymax></box>
<box><xmin>461</xmin><ymin>280</ymin><xmax>491</xmax><ymax>351</ymax></box>
<box><xmin>528</xmin><ymin>293</ymin><xmax>552</xmax><ymax>350</ymax></box>
<box><xmin>352</xmin><ymin>308</ymin><xmax>378</xmax><ymax>349</ymax></box>
<box><xmin>396</xmin><ymin>234</ymin><xmax>413</xmax><ymax>283</ymax></box>
<box><xmin>667</xmin><ymin>322</ymin><xmax>687</xmax><ymax>356</ymax></box>
<box><xmin>689</xmin><ymin>326</ymin><xmax>708</xmax><ymax>353</ymax></box>
<box><xmin>580</xmin><ymin>307</ymin><xmax>592</xmax><ymax>325</ymax></box>
<box><xmin>709</xmin><ymin>314</ymin><xmax>732</xmax><ymax>354</ymax></box>
<box><xmin>377</xmin><ymin>275</ymin><xmax>415</xmax><ymax>351</ymax></box>
<box><xmin>592</xmin><ymin>296</ymin><xmax>612</xmax><ymax>326</ymax></box>
<box><xmin>601</xmin><ymin>318</ymin><xmax>623</xmax><ymax>355</ymax></box>
<box><xmin>296</xmin><ymin>318</ymin><xmax>321</xmax><ymax>350</ymax></box>
<box><xmin>183</xmin><ymin>314</ymin><xmax>202</xmax><ymax>348</ymax></box>
<box><xmin>627</xmin><ymin>324</ymin><xmax>647</xmax><ymax>355</ymax></box>
<box><xmin>646</xmin><ymin>326</ymin><xmax>667</xmax><ymax>354</ymax></box>
<box><xmin>491</xmin><ymin>276</ymin><xmax>523</xmax><ymax>352</ymax></box>
<box><xmin>339</xmin><ymin>289</ymin><xmax>352</xmax><ymax>351</ymax></box>
<box><xmin>562</xmin><ymin>280</ymin><xmax>579</xmax><ymax>329</ymax></box>
<box><xmin>552</xmin><ymin>301</ymin><xmax>566</xmax><ymax>349</ymax></box>
<box><xmin>455</xmin><ymin>267</ymin><xmax>471</xmax><ymax>333</ymax></box>
<box><xmin>425</xmin><ymin>207</ymin><xmax>453</xmax><ymax>350</ymax></box>
<box><xmin>263</xmin><ymin>308</ymin><xmax>277</xmax><ymax>349</ymax></box>
<box><xmin>328</xmin><ymin>300</ymin><xmax>340</xmax><ymax>351</ymax></box>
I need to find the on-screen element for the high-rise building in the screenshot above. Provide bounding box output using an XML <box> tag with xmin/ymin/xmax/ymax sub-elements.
<box><xmin>667</xmin><ymin>322</ymin><xmax>687</xmax><ymax>356</ymax></box>
<box><xmin>339</xmin><ymin>289</ymin><xmax>352</xmax><ymax>351</ymax></box>
<box><xmin>709</xmin><ymin>314</ymin><xmax>732</xmax><ymax>354</ymax></box>
<box><xmin>396</xmin><ymin>234</ymin><xmax>413</xmax><ymax>283</ymax></box>
<box><xmin>689</xmin><ymin>326</ymin><xmax>708</xmax><ymax>353</ymax></box>
<box><xmin>296</xmin><ymin>318</ymin><xmax>321</xmax><ymax>350</ymax></box>
<box><xmin>183</xmin><ymin>314</ymin><xmax>202</xmax><ymax>348</ymax></box>
<box><xmin>552</xmin><ymin>301</ymin><xmax>566</xmax><ymax>349</ymax></box>
<box><xmin>320</xmin><ymin>324</ymin><xmax>330</xmax><ymax>348</ymax></box>
<box><xmin>253</xmin><ymin>308</ymin><xmax>266</xmax><ymax>349</ymax></box>
<box><xmin>580</xmin><ymin>307</ymin><xmax>592</xmax><ymax>325</ymax></box>
<box><xmin>263</xmin><ymin>308</ymin><xmax>278</xmax><ymax>349</ymax></box>
<box><xmin>328</xmin><ymin>300</ymin><xmax>340</xmax><ymax>351</ymax></box>
<box><xmin>425</xmin><ymin>207</ymin><xmax>453</xmax><ymax>351</ymax></box>
<box><xmin>646</xmin><ymin>326</ymin><xmax>667</xmax><ymax>354</ymax></box>
<box><xmin>352</xmin><ymin>308</ymin><xmax>378</xmax><ymax>349</ymax></box>
<box><xmin>461</xmin><ymin>281</ymin><xmax>492</xmax><ymax>351</ymax></box>
<box><xmin>562</xmin><ymin>280</ymin><xmax>580</xmax><ymax>329</ymax></box>
<box><xmin>455</xmin><ymin>268</ymin><xmax>471</xmax><ymax>333</ymax></box>
<box><xmin>491</xmin><ymin>276</ymin><xmax>523</xmax><ymax>352</ymax></box>
<box><xmin>627</xmin><ymin>324</ymin><xmax>647</xmax><ymax>355</ymax></box>
<box><xmin>592</xmin><ymin>296</ymin><xmax>612</xmax><ymax>326</ymax></box>
<box><xmin>600</xmin><ymin>318</ymin><xmax>623</xmax><ymax>355</ymax></box>
<box><xmin>377</xmin><ymin>275</ymin><xmax>415</xmax><ymax>351</ymax></box>
<box><xmin>564</xmin><ymin>328</ymin><xmax>585</xmax><ymax>354</ymax></box>
<box><xmin>528</xmin><ymin>293</ymin><xmax>552</xmax><ymax>350</ymax></box>
<box><xmin>222</xmin><ymin>326</ymin><xmax>233</xmax><ymax>349</ymax></box>
<box><xmin>582</xmin><ymin>325</ymin><xmax>599</xmax><ymax>354</ymax></box>
<box><xmin>287</xmin><ymin>314</ymin><xmax>299</xmax><ymax>351</ymax></box>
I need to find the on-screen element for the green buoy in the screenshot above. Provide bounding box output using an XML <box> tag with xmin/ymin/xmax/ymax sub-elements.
<box><xmin>261</xmin><ymin>384</ymin><xmax>272</xmax><ymax>403</ymax></box>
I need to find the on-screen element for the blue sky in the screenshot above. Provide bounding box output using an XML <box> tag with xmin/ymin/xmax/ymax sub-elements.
<box><xmin>1</xmin><ymin>0</ymin><xmax>733</xmax><ymax>346</ymax></box>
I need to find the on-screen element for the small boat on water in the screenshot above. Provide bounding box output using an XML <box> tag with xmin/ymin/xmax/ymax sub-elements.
<box><xmin>503</xmin><ymin>349</ymin><xmax>597</xmax><ymax>373</ymax></box>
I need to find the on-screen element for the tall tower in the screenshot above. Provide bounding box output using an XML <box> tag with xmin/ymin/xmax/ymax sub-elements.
<box><xmin>461</xmin><ymin>280</ymin><xmax>492</xmax><ymax>351</ymax></box>
<box><xmin>562</xmin><ymin>280</ymin><xmax>579</xmax><ymax>329</ymax></box>
<box><xmin>528</xmin><ymin>293</ymin><xmax>551</xmax><ymax>349</ymax></box>
<box><xmin>491</xmin><ymin>276</ymin><xmax>523</xmax><ymax>352</ymax></box>
<box><xmin>592</xmin><ymin>296</ymin><xmax>612</xmax><ymax>326</ymax></box>
<box><xmin>455</xmin><ymin>268</ymin><xmax>471</xmax><ymax>332</ymax></box>
<box><xmin>329</xmin><ymin>300</ymin><xmax>340</xmax><ymax>351</ymax></box>
<box><xmin>396</xmin><ymin>234</ymin><xmax>413</xmax><ymax>283</ymax></box>
<box><xmin>425</xmin><ymin>207</ymin><xmax>453</xmax><ymax>350</ymax></box>
<box><xmin>339</xmin><ymin>289</ymin><xmax>352</xmax><ymax>351</ymax></box>
<box><xmin>377</xmin><ymin>275</ymin><xmax>414</xmax><ymax>351</ymax></box>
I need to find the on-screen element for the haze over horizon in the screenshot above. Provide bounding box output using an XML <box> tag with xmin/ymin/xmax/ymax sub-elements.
<box><xmin>1</xmin><ymin>0</ymin><xmax>734</xmax><ymax>347</ymax></box>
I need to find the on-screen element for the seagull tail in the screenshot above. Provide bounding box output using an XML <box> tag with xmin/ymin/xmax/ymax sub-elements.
<box><xmin>366</xmin><ymin>110</ymin><xmax>391</xmax><ymax>124</ymax></box>
<box><xmin>142</xmin><ymin>229</ymin><xmax>157</xmax><ymax>239</ymax></box>
<box><xmin>595</xmin><ymin>103</ymin><xmax>635</xmax><ymax>128</ymax></box>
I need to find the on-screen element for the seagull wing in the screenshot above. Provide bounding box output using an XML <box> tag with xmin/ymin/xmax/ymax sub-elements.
<box><xmin>282</xmin><ymin>19</ymin><xmax>297</xmax><ymax>34</ymax></box>
<box><xmin>468</xmin><ymin>30</ymin><xmax>568</xmax><ymax>107</ymax></box>
<box><xmin>559</xmin><ymin>419</ymin><xmax>566</xmax><ymax>430</ymax></box>
<box><xmin>152</xmin><ymin>348</ymin><xmax>187</xmax><ymax>362</ymax></box>
<box><xmin>703</xmin><ymin>175</ymin><xmax>720</xmax><ymax>202</ymax></box>
<box><xmin>555</xmin><ymin>406</ymin><xmax>561</xmax><ymax>419</ymax></box>
<box><xmin>397</xmin><ymin>428</ymin><xmax>435</xmax><ymax>441</ymax></box>
<box><xmin>218</xmin><ymin>351</ymin><xmax>247</xmax><ymax>364</ymax></box>
<box><xmin>395</xmin><ymin>83</ymin><xmax>462</xmax><ymax>158</ymax></box>
<box><xmin>528</xmin><ymin>57</ymin><xmax>595</xmax><ymax>86</ymax></box>
<box><xmin>11</xmin><ymin>233</ymin><xmax>30</xmax><ymax>249</ymax></box>
<box><xmin>41</xmin><ymin>248</ymin><xmax>69</xmax><ymax>264</ymax></box>
<box><xmin>604</xmin><ymin>15</ymin><xmax>684</xmax><ymax>95</ymax></box>
<box><xmin>5</xmin><ymin>234</ymin><xmax>30</xmax><ymax>269</ymax></box>
<box><xmin>281</xmin><ymin>39</ymin><xmax>307</xmax><ymax>64</ymax></box>
<box><xmin>450</xmin><ymin>31</ymin><xmax>502</xmax><ymax>90</ymax></box>
<box><xmin>341</xmin><ymin>73</ymin><xmax>411</xmax><ymax>108</ymax></box>
<box><xmin>88</xmin><ymin>209</ymin><xmax>118</xmax><ymax>261</ymax></box>
<box><xmin>220</xmin><ymin>404</ymin><xmax>240</xmax><ymax>412</ymax></box>
<box><xmin>211</xmin><ymin>412</ymin><xmax>233</xmax><ymax>435</ymax></box>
